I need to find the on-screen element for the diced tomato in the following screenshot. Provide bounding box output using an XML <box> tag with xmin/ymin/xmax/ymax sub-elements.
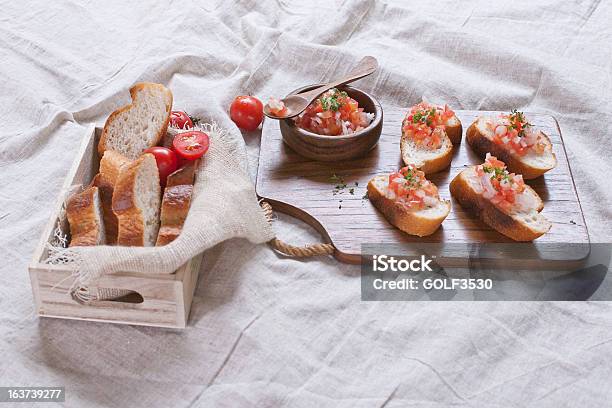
<box><xmin>386</xmin><ymin>165</ymin><xmax>439</xmax><ymax>210</ymax></box>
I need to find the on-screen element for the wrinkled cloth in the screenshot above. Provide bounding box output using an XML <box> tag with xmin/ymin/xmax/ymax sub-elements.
<box><xmin>1</xmin><ymin>1</ymin><xmax>611</xmax><ymax>407</ymax></box>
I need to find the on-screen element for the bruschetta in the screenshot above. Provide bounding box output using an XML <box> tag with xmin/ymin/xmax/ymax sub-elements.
<box><xmin>450</xmin><ymin>153</ymin><xmax>551</xmax><ymax>241</ymax></box>
<box><xmin>368</xmin><ymin>165</ymin><xmax>450</xmax><ymax>236</ymax></box>
<box><xmin>400</xmin><ymin>102</ymin><xmax>462</xmax><ymax>174</ymax></box>
<box><xmin>466</xmin><ymin>110</ymin><xmax>556</xmax><ymax>179</ymax></box>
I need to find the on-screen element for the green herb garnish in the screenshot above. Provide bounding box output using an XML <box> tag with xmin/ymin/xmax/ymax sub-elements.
<box><xmin>412</xmin><ymin>107</ymin><xmax>437</xmax><ymax>126</ymax></box>
<box><xmin>507</xmin><ymin>109</ymin><xmax>531</xmax><ymax>137</ymax></box>
<box><xmin>483</xmin><ymin>165</ymin><xmax>511</xmax><ymax>181</ymax></box>
<box><xmin>320</xmin><ymin>89</ymin><xmax>348</xmax><ymax>112</ymax></box>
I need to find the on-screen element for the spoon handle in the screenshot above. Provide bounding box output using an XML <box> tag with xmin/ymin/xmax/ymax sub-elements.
<box><xmin>297</xmin><ymin>56</ymin><xmax>378</xmax><ymax>100</ymax></box>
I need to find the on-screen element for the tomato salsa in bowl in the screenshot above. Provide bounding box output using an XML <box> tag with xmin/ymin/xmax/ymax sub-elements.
<box><xmin>279</xmin><ymin>84</ymin><xmax>383</xmax><ymax>162</ymax></box>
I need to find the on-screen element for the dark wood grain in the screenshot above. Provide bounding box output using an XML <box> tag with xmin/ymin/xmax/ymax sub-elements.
<box><xmin>256</xmin><ymin>109</ymin><xmax>589</xmax><ymax>264</ymax></box>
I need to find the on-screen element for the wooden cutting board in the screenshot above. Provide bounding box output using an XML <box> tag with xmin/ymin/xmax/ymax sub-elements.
<box><xmin>256</xmin><ymin>109</ymin><xmax>589</xmax><ymax>264</ymax></box>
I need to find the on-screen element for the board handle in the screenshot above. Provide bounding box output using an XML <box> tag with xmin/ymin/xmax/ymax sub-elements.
<box><xmin>261</xmin><ymin>201</ymin><xmax>335</xmax><ymax>257</ymax></box>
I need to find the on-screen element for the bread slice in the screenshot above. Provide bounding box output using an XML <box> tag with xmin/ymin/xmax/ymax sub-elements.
<box><xmin>92</xmin><ymin>151</ymin><xmax>131</xmax><ymax>244</ymax></box>
<box><xmin>156</xmin><ymin>161</ymin><xmax>197</xmax><ymax>246</ymax></box>
<box><xmin>400</xmin><ymin>126</ymin><xmax>453</xmax><ymax>174</ymax></box>
<box><xmin>99</xmin><ymin>150</ymin><xmax>131</xmax><ymax>184</ymax></box>
<box><xmin>450</xmin><ymin>166</ymin><xmax>551</xmax><ymax>241</ymax></box>
<box><xmin>445</xmin><ymin>114</ymin><xmax>463</xmax><ymax>145</ymax></box>
<box><xmin>367</xmin><ymin>175</ymin><xmax>450</xmax><ymax>237</ymax></box>
<box><xmin>466</xmin><ymin>117</ymin><xmax>557</xmax><ymax>179</ymax></box>
<box><xmin>98</xmin><ymin>82</ymin><xmax>173</xmax><ymax>160</ymax></box>
<box><xmin>112</xmin><ymin>153</ymin><xmax>161</xmax><ymax>246</ymax></box>
<box><xmin>66</xmin><ymin>186</ymin><xmax>105</xmax><ymax>246</ymax></box>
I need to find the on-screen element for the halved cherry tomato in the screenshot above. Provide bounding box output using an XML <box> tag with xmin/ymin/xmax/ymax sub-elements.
<box><xmin>170</xmin><ymin>111</ymin><xmax>193</xmax><ymax>129</ymax></box>
<box><xmin>144</xmin><ymin>147</ymin><xmax>178</xmax><ymax>186</ymax></box>
<box><xmin>230</xmin><ymin>96</ymin><xmax>263</xmax><ymax>131</ymax></box>
<box><xmin>172</xmin><ymin>131</ymin><xmax>210</xmax><ymax>160</ymax></box>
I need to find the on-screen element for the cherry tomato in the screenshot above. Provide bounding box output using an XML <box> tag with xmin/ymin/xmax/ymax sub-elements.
<box><xmin>172</xmin><ymin>131</ymin><xmax>210</xmax><ymax>160</ymax></box>
<box><xmin>144</xmin><ymin>147</ymin><xmax>178</xmax><ymax>186</ymax></box>
<box><xmin>229</xmin><ymin>95</ymin><xmax>263</xmax><ymax>131</ymax></box>
<box><xmin>170</xmin><ymin>111</ymin><xmax>193</xmax><ymax>129</ymax></box>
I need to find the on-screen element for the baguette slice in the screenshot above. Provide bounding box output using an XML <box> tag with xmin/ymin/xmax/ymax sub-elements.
<box><xmin>66</xmin><ymin>186</ymin><xmax>105</xmax><ymax>246</ymax></box>
<box><xmin>99</xmin><ymin>150</ymin><xmax>131</xmax><ymax>185</ymax></box>
<box><xmin>92</xmin><ymin>151</ymin><xmax>131</xmax><ymax>244</ymax></box>
<box><xmin>98</xmin><ymin>82</ymin><xmax>173</xmax><ymax>160</ymax></box>
<box><xmin>450</xmin><ymin>166</ymin><xmax>551</xmax><ymax>241</ymax></box>
<box><xmin>367</xmin><ymin>175</ymin><xmax>450</xmax><ymax>237</ymax></box>
<box><xmin>156</xmin><ymin>161</ymin><xmax>197</xmax><ymax>246</ymax></box>
<box><xmin>445</xmin><ymin>114</ymin><xmax>463</xmax><ymax>145</ymax></box>
<box><xmin>400</xmin><ymin>127</ymin><xmax>453</xmax><ymax>174</ymax></box>
<box><xmin>466</xmin><ymin>116</ymin><xmax>557</xmax><ymax>179</ymax></box>
<box><xmin>112</xmin><ymin>153</ymin><xmax>161</xmax><ymax>246</ymax></box>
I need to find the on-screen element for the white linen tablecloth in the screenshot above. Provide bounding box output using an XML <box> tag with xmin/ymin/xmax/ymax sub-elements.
<box><xmin>1</xmin><ymin>1</ymin><xmax>611</xmax><ymax>406</ymax></box>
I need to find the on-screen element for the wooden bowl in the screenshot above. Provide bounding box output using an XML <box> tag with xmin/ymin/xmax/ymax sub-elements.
<box><xmin>279</xmin><ymin>84</ymin><xmax>383</xmax><ymax>162</ymax></box>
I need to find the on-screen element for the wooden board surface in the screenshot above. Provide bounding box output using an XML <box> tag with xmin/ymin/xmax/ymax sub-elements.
<box><xmin>256</xmin><ymin>109</ymin><xmax>589</xmax><ymax>264</ymax></box>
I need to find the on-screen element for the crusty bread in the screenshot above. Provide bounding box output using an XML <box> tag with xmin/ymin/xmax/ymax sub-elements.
<box><xmin>466</xmin><ymin>117</ymin><xmax>557</xmax><ymax>179</ymax></box>
<box><xmin>156</xmin><ymin>161</ymin><xmax>197</xmax><ymax>246</ymax></box>
<box><xmin>112</xmin><ymin>153</ymin><xmax>161</xmax><ymax>246</ymax></box>
<box><xmin>445</xmin><ymin>114</ymin><xmax>463</xmax><ymax>145</ymax></box>
<box><xmin>367</xmin><ymin>175</ymin><xmax>450</xmax><ymax>237</ymax></box>
<box><xmin>98</xmin><ymin>82</ymin><xmax>173</xmax><ymax>160</ymax></box>
<box><xmin>400</xmin><ymin>126</ymin><xmax>453</xmax><ymax>174</ymax></box>
<box><xmin>450</xmin><ymin>166</ymin><xmax>551</xmax><ymax>241</ymax></box>
<box><xmin>66</xmin><ymin>186</ymin><xmax>105</xmax><ymax>246</ymax></box>
<box><xmin>92</xmin><ymin>151</ymin><xmax>131</xmax><ymax>244</ymax></box>
<box><xmin>99</xmin><ymin>150</ymin><xmax>131</xmax><ymax>185</ymax></box>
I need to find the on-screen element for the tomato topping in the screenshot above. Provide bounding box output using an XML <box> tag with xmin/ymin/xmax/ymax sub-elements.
<box><xmin>230</xmin><ymin>96</ymin><xmax>264</xmax><ymax>131</ymax></box>
<box><xmin>387</xmin><ymin>165</ymin><xmax>440</xmax><ymax>210</ymax></box>
<box><xmin>170</xmin><ymin>111</ymin><xmax>194</xmax><ymax>129</ymax></box>
<box><xmin>402</xmin><ymin>102</ymin><xmax>455</xmax><ymax>150</ymax></box>
<box><xmin>294</xmin><ymin>88</ymin><xmax>374</xmax><ymax>136</ymax></box>
<box><xmin>267</xmin><ymin>97</ymin><xmax>288</xmax><ymax>116</ymax></box>
<box><xmin>143</xmin><ymin>147</ymin><xmax>179</xmax><ymax>186</ymax></box>
<box><xmin>485</xmin><ymin>110</ymin><xmax>547</xmax><ymax>156</ymax></box>
<box><xmin>172</xmin><ymin>131</ymin><xmax>210</xmax><ymax>160</ymax></box>
<box><xmin>476</xmin><ymin>153</ymin><xmax>526</xmax><ymax>211</ymax></box>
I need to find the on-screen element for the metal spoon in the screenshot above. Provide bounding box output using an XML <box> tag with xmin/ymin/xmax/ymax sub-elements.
<box><xmin>263</xmin><ymin>56</ymin><xmax>378</xmax><ymax>120</ymax></box>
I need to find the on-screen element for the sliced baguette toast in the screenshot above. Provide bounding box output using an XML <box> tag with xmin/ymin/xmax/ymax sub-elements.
<box><xmin>66</xmin><ymin>186</ymin><xmax>105</xmax><ymax>246</ymax></box>
<box><xmin>444</xmin><ymin>114</ymin><xmax>463</xmax><ymax>145</ymax></box>
<box><xmin>367</xmin><ymin>174</ymin><xmax>450</xmax><ymax>237</ymax></box>
<box><xmin>400</xmin><ymin>128</ymin><xmax>453</xmax><ymax>175</ymax></box>
<box><xmin>98</xmin><ymin>82</ymin><xmax>173</xmax><ymax>160</ymax></box>
<box><xmin>92</xmin><ymin>151</ymin><xmax>131</xmax><ymax>244</ymax></box>
<box><xmin>450</xmin><ymin>166</ymin><xmax>551</xmax><ymax>241</ymax></box>
<box><xmin>466</xmin><ymin>116</ymin><xmax>557</xmax><ymax>179</ymax></box>
<box><xmin>112</xmin><ymin>153</ymin><xmax>161</xmax><ymax>246</ymax></box>
<box><xmin>156</xmin><ymin>161</ymin><xmax>197</xmax><ymax>246</ymax></box>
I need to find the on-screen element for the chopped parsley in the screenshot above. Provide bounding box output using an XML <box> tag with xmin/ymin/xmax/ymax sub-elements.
<box><xmin>320</xmin><ymin>89</ymin><xmax>348</xmax><ymax>112</ymax></box>
<box><xmin>483</xmin><ymin>165</ymin><xmax>511</xmax><ymax>182</ymax></box>
<box><xmin>331</xmin><ymin>174</ymin><xmax>348</xmax><ymax>195</ymax></box>
<box><xmin>412</xmin><ymin>108</ymin><xmax>437</xmax><ymax>126</ymax></box>
<box><xmin>402</xmin><ymin>167</ymin><xmax>422</xmax><ymax>188</ymax></box>
<box><xmin>507</xmin><ymin>109</ymin><xmax>531</xmax><ymax>137</ymax></box>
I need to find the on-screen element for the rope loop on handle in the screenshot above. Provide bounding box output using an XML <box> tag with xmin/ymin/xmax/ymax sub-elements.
<box><xmin>260</xmin><ymin>201</ymin><xmax>334</xmax><ymax>258</ymax></box>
